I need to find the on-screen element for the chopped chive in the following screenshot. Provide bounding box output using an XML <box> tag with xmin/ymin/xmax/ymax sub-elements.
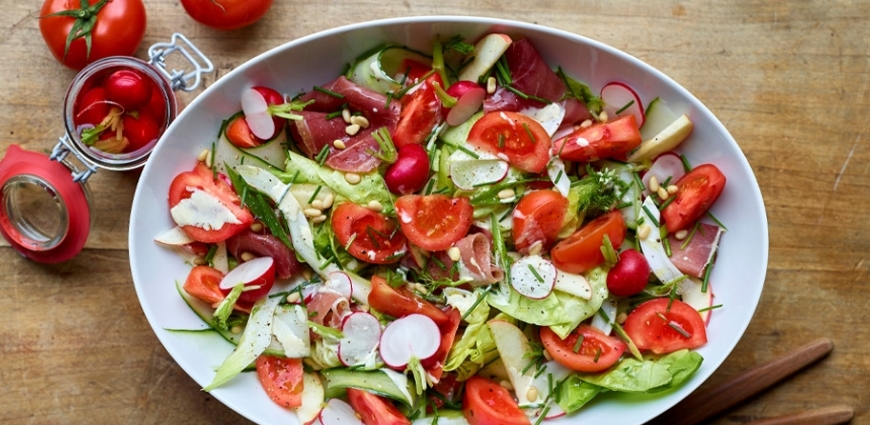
<box><xmin>344</xmin><ymin>232</ymin><xmax>357</xmax><ymax>250</ymax></box>
<box><xmin>615</xmin><ymin>201</ymin><xmax>632</xmax><ymax>209</ymax></box>
<box><xmin>239</xmin><ymin>184</ymin><xmax>248</xmax><ymax>207</ymax></box>
<box><xmin>277</xmin><ymin>182</ymin><xmax>293</xmax><ymax>205</ymax></box>
<box><xmin>461</xmin><ymin>287</ymin><xmax>491</xmax><ymax>321</ymax></box>
<box><xmin>528</xmin><ymin>265</ymin><xmax>545</xmax><ymax>283</ymax></box>
<box><xmin>642</xmin><ymin>204</ymin><xmax>661</xmax><ymax>228</ymax></box>
<box><xmin>315</xmin><ymin>145</ymin><xmax>330</xmax><ymax>166</ymax></box>
<box><xmin>706</xmin><ymin>211</ymin><xmax>728</xmax><ymax>230</ymax></box>
<box><xmin>204</xmin><ymin>244</ymin><xmax>218</xmax><ymax>264</ymax></box>
<box><xmin>455</xmin><ymin>144</ymin><xmax>480</xmax><ymax>159</ymax></box>
<box><xmin>680</xmin><ymin>221</ymin><xmax>701</xmax><ymax>249</ymax></box>
<box><xmin>210</xmin><ymin>141</ymin><xmax>217</xmax><ymax>178</ymax></box>
<box><xmin>522</xmin><ymin>123</ymin><xmax>536</xmax><ymax>144</ymax></box>
<box><xmin>661</xmin><ymin>175</ymin><xmax>673</xmax><ymax>187</ymax></box>
<box><xmin>498</xmin><ymin>133</ymin><xmax>505</xmax><ymax>148</ymax></box>
<box><xmin>313</xmin><ymin>85</ymin><xmax>344</xmax><ymax>98</ymax></box>
<box><xmin>697</xmin><ymin>304</ymin><xmax>723</xmax><ymax>313</ymax></box>
<box><xmin>521</xmin><ymin>357</ymin><xmax>538</xmax><ymax>375</ymax></box>
<box><xmin>534</xmin><ymin>406</ymin><xmax>550</xmax><ymax>425</ymax></box>
<box><xmin>597</xmin><ymin>307</ymin><xmax>612</xmax><ymax>324</ymax></box>
<box><xmin>424</xmin><ymin>179</ymin><xmax>435</xmax><ymax>195</ymax></box>
<box><xmin>506</xmin><ymin>84</ymin><xmax>528</xmax><ymax>99</ymax></box>
<box><xmin>554</xmin><ymin>170</ymin><xmax>564</xmax><ymax>184</ymax></box>
<box><xmin>384</xmin><ymin>91</ymin><xmax>393</xmax><ymax>109</ymax></box>
<box><xmin>572</xmin><ymin>335</ymin><xmax>585</xmax><ymax>353</ymax></box>
<box><xmin>615</xmin><ymin>100</ymin><xmax>635</xmax><ymax>115</ymax></box>
<box><xmin>307</xmin><ymin>185</ymin><xmax>323</xmax><ymax>205</ymax></box>
<box><xmin>668</xmin><ymin>321</ymin><xmax>692</xmax><ymax>338</ymax></box>
<box><xmin>499</xmin><ymin>206</ymin><xmax>514</xmax><ymax>223</ymax></box>
<box><xmin>636</xmin><ymin>215</ymin><xmax>645</xmax><ymax>226</ymax></box>
<box><xmin>702</xmin><ymin>252</ymin><xmax>716</xmax><ymax>292</ymax></box>
<box><xmin>659</xmin><ymin>195</ymin><xmax>677</xmax><ymax>210</ymax></box>
<box><xmin>680</xmin><ymin>154</ymin><xmax>692</xmax><ymax>172</ymax></box>
<box><xmin>325</xmin><ymin>110</ymin><xmax>343</xmax><ymax>120</ymax></box>
<box><xmin>365</xmin><ymin>226</ymin><xmax>382</xmax><ymax>249</ymax></box>
<box><xmin>661</xmin><ymin>226</ymin><xmax>672</xmax><ymax>257</ymax></box>
<box><xmin>434</xmin><ymin>186</ymin><xmax>451</xmax><ymax>195</ymax></box>
<box><xmin>432</xmin><ymin>255</ymin><xmax>447</xmax><ymax>270</ymax></box>
<box><xmin>633</xmin><ymin>172</ymin><xmax>645</xmax><ymax>191</ymax></box>
<box><xmin>593</xmin><ymin>347</ymin><xmax>602</xmax><ymax>363</ymax></box>
<box><xmin>318</xmin><ymin>256</ymin><xmax>335</xmax><ymax>270</ymax></box>
<box><xmin>534</xmin><ymin>362</ymin><xmax>548</xmax><ymax>378</ymax></box>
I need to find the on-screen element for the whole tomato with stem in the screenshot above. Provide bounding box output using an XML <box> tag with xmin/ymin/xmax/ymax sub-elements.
<box><xmin>39</xmin><ymin>0</ymin><xmax>147</xmax><ymax>70</ymax></box>
<box><xmin>180</xmin><ymin>0</ymin><xmax>273</xmax><ymax>31</ymax></box>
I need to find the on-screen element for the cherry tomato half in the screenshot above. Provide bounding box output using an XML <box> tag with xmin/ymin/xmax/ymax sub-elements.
<box><xmin>39</xmin><ymin>0</ymin><xmax>146</xmax><ymax>70</ymax></box>
<box><xmin>168</xmin><ymin>162</ymin><xmax>254</xmax><ymax>243</ymax></box>
<box><xmin>468</xmin><ymin>111</ymin><xmax>551</xmax><ymax>173</ymax></box>
<box><xmin>180</xmin><ymin>0</ymin><xmax>273</xmax><ymax>31</ymax></box>
<box><xmin>225</xmin><ymin>115</ymin><xmax>262</xmax><ymax>148</ymax></box>
<box><xmin>553</xmin><ymin>115</ymin><xmax>642</xmax><ymax>162</ymax></box>
<box><xmin>540</xmin><ymin>325</ymin><xmax>627</xmax><ymax>373</ymax></box>
<box><xmin>182</xmin><ymin>265</ymin><xmax>225</xmax><ymax>305</ymax></box>
<box><xmin>394</xmin><ymin>194</ymin><xmax>474</xmax><ymax>251</ymax></box>
<box><xmin>393</xmin><ymin>71</ymin><xmax>442</xmax><ymax>149</ymax></box>
<box><xmin>255</xmin><ymin>355</ymin><xmax>304</xmax><ymax>408</ymax></box>
<box><xmin>551</xmin><ymin>211</ymin><xmax>626</xmax><ymax>274</ymax></box>
<box><xmin>462</xmin><ymin>376</ymin><xmax>531</xmax><ymax>425</ymax></box>
<box><xmin>623</xmin><ymin>298</ymin><xmax>708</xmax><ymax>354</ymax></box>
<box><xmin>122</xmin><ymin>111</ymin><xmax>160</xmax><ymax>151</ymax></box>
<box><xmin>75</xmin><ymin>87</ymin><xmax>109</xmax><ymax>127</ymax></box>
<box><xmin>368</xmin><ymin>275</ymin><xmax>449</xmax><ymax>328</ymax></box>
<box><xmin>332</xmin><ymin>202</ymin><xmax>407</xmax><ymax>264</ymax></box>
<box><xmin>512</xmin><ymin>189</ymin><xmax>568</xmax><ymax>253</ymax></box>
<box><xmin>661</xmin><ymin>164</ymin><xmax>726</xmax><ymax>233</ymax></box>
<box><xmin>347</xmin><ymin>388</ymin><xmax>411</xmax><ymax>425</ymax></box>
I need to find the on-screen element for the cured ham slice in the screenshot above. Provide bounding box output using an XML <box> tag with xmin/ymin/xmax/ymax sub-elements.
<box><xmin>455</xmin><ymin>233</ymin><xmax>504</xmax><ymax>285</ymax></box>
<box><xmin>667</xmin><ymin>223</ymin><xmax>725</xmax><ymax>278</ymax></box>
<box><xmin>306</xmin><ymin>291</ymin><xmax>351</xmax><ymax>337</ymax></box>
<box><xmin>484</xmin><ymin>39</ymin><xmax>567</xmax><ymax>113</ymax></box>
<box><xmin>297</xmin><ymin>76</ymin><xmax>401</xmax><ymax>128</ymax></box>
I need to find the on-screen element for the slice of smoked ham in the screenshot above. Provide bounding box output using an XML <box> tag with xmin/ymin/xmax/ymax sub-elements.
<box><xmin>290</xmin><ymin>76</ymin><xmax>400</xmax><ymax>172</ymax></box>
<box><xmin>455</xmin><ymin>233</ymin><xmax>504</xmax><ymax>285</ymax></box>
<box><xmin>306</xmin><ymin>290</ymin><xmax>351</xmax><ymax>339</ymax></box>
<box><xmin>668</xmin><ymin>223</ymin><xmax>725</xmax><ymax>278</ymax></box>
<box><xmin>484</xmin><ymin>39</ymin><xmax>567</xmax><ymax>114</ymax></box>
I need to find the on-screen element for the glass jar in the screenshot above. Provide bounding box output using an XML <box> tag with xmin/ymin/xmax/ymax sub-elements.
<box><xmin>0</xmin><ymin>33</ymin><xmax>213</xmax><ymax>263</ymax></box>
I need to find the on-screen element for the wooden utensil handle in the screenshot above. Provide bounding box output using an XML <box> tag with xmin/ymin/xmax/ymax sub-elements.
<box><xmin>745</xmin><ymin>404</ymin><xmax>854</xmax><ymax>425</ymax></box>
<box><xmin>651</xmin><ymin>337</ymin><xmax>834</xmax><ymax>425</ymax></box>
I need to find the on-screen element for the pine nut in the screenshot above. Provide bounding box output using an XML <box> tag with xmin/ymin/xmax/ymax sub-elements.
<box><xmin>312</xmin><ymin>214</ymin><xmax>327</xmax><ymax>224</ymax></box>
<box><xmin>240</xmin><ymin>252</ymin><xmax>256</xmax><ymax>262</ymax></box>
<box><xmin>197</xmin><ymin>149</ymin><xmax>210</xmax><ymax>162</ymax></box>
<box><xmin>499</xmin><ymin>380</ymin><xmax>514</xmax><ymax>391</ymax></box>
<box><xmin>249</xmin><ymin>222</ymin><xmax>263</xmax><ymax>232</ymax></box>
<box><xmin>345</xmin><ymin>124</ymin><xmax>361</xmax><ymax>136</ymax></box>
<box><xmin>447</xmin><ymin>247</ymin><xmax>461</xmax><ymax>262</ymax></box>
<box><xmin>580</xmin><ymin>119</ymin><xmax>593</xmax><ymax>129</ymax></box>
<box><xmin>616</xmin><ymin>312</ymin><xmax>628</xmax><ymax>324</ymax></box>
<box><xmin>667</xmin><ymin>184</ymin><xmax>679</xmax><ymax>194</ymax></box>
<box><xmin>322</xmin><ymin>193</ymin><xmax>335</xmax><ymax>209</ymax></box>
<box><xmin>350</xmin><ymin>115</ymin><xmax>370</xmax><ymax>128</ymax></box>
<box><xmin>497</xmin><ymin>189</ymin><xmax>515</xmax><ymax>199</ymax></box>
<box><xmin>367</xmin><ymin>200</ymin><xmax>383</xmax><ymax>212</ymax></box>
<box><xmin>301</xmin><ymin>268</ymin><xmax>313</xmax><ymax>281</ymax></box>
<box><xmin>193</xmin><ymin>256</ymin><xmax>207</xmax><ymax>265</ymax></box>
<box><xmin>527</xmin><ymin>386</ymin><xmax>539</xmax><ymax>402</ymax></box>
<box><xmin>341</xmin><ymin>108</ymin><xmax>352</xmax><ymax>123</ymax></box>
<box><xmin>543</xmin><ymin>349</ymin><xmax>553</xmax><ymax>362</ymax></box>
<box><xmin>311</xmin><ymin>200</ymin><xmax>324</xmax><ymax>210</ymax></box>
<box><xmin>231</xmin><ymin>325</ymin><xmax>243</xmax><ymax>334</ymax></box>
<box><xmin>638</xmin><ymin>224</ymin><xmax>652</xmax><ymax>240</ymax></box>
<box><xmin>598</xmin><ymin>111</ymin><xmax>609</xmax><ymax>122</ymax></box>
<box><xmin>333</xmin><ymin>139</ymin><xmax>347</xmax><ymax>150</ymax></box>
<box><xmin>344</xmin><ymin>173</ymin><xmax>361</xmax><ymax>184</ymax></box>
<box><xmin>649</xmin><ymin>175</ymin><xmax>660</xmax><ymax>193</ymax></box>
<box><xmin>657</xmin><ymin>187</ymin><xmax>669</xmax><ymax>200</ymax></box>
<box><xmin>286</xmin><ymin>292</ymin><xmax>301</xmax><ymax>303</ymax></box>
<box><xmin>487</xmin><ymin>76</ymin><xmax>497</xmax><ymax>94</ymax></box>
<box><xmin>304</xmin><ymin>208</ymin><xmax>322</xmax><ymax>218</ymax></box>
<box><xmin>675</xmin><ymin>229</ymin><xmax>689</xmax><ymax>240</ymax></box>
<box><xmin>528</xmin><ymin>240</ymin><xmax>543</xmax><ymax>257</ymax></box>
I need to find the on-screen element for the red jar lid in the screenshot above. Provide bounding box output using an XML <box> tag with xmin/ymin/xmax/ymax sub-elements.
<box><xmin>0</xmin><ymin>145</ymin><xmax>91</xmax><ymax>263</ymax></box>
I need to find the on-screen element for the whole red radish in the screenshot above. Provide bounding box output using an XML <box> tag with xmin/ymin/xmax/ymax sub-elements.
<box><xmin>606</xmin><ymin>248</ymin><xmax>650</xmax><ymax>296</ymax></box>
<box><xmin>384</xmin><ymin>144</ymin><xmax>430</xmax><ymax>195</ymax></box>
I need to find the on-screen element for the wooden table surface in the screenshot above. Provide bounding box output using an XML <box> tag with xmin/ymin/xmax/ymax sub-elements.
<box><xmin>1</xmin><ymin>1</ymin><xmax>867</xmax><ymax>424</ymax></box>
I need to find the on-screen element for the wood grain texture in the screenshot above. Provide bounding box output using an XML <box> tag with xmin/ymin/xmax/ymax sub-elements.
<box><xmin>1</xmin><ymin>0</ymin><xmax>868</xmax><ymax>424</ymax></box>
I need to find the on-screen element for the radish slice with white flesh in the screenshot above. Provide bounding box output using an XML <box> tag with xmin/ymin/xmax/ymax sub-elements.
<box><xmin>241</xmin><ymin>88</ymin><xmax>275</xmax><ymax>140</ymax></box>
<box><xmin>682</xmin><ymin>277</ymin><xmax>715</xmax><ymax>324</ymax></box>
<box><xmin>379</xmin><ymin>314</ymin><xmax>441</xmax><ymax>369</ymax></box>
<box><xmin>446</xmin><ymin>82</ymin><xmax>486</xmax><ymax>126</ymax></box>
<box><xmin>601</xmin><ymin>81</ymin><xmax>645</xmax><ymax>126</ymax></box>
<box><xmin>448</xmin><ymin>148</ymin><xmax>509</xmax><ymax>191</ymax></box>
<box><xmin>218</xmin><ymin>256</ymin><xmax>275</xmax><ymax>290</ymax></box>
<box><xmin>325</xmin><ymin>271</ymin><xmax>353</xmax><ymax>300</ymax></box>
<box><xmin>295</xmin><ymin>371</ymin><xmax>325</xmax><ymax>425</ymax></box>
<box><xmin>319</xmin><ymin>398</ymin><xmax>363</xmax><ymax>425</ymax></box>
<box><xmin>637</xmin><ymin>196</ymin><xmax>685</xmax><ymax>285</ymax></box>
<box><xmin>641</xmin><ymin>152</ymin><xmax>686</xmax><ymax>196</ymax></box>
<box><xmin>510</xmin><ymin>255</ymin><xmax>557</xmax><ymax>299</ymax></box>
<box><xmin>338</xmin><ymin>312</ymin><xmax>381</xmax><ymax>367</ymax></box>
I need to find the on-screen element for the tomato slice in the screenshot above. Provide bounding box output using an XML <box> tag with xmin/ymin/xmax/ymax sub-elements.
<box><xmin>551</xmin><ymin>211</ymin><xmax>626</xmax><ymax>274</ymax></box>
<box><xmin>553</xmin><ymin>115</ymin><xmax>642</xmax><ymax>162</ymax></box>
<box><xmin>368</xmin><ymin>275</ymin><xmax>449</xmax><ymax>328</ymax></box>
<box><xmin>467</xmin><ymin>111</ymin><xmax>551</xmax><ymax>173</ymax></box>
<box><xmin>393</xmin><ymin>70</ymin><xmax>443</xmax><ymax>149</ymax></box>
<box><xmin>182</xmin><ymin>265</ymin><xmax>225</xmax><ymax>305</ymax></box>
<box><xmin>347</xmin><ymin>388</ymin><xmax>411</xmax><ymax>425</ymax></box>
<box><xmin>661</xmin><ymin>164</ymin><xmax>726</xmax><ymax>232</ymax></box>
<box><xmin>512</xmin><ymin>189</ymin><xmax>568</xmax><ymax>253</ymax></box>
<box><xmin>540</xmin><ymin>325</ymin><xmax>626</xmax><ymax>373</ymax></box>
<box><xmin>168</xmin><ymin>162</ymin><xmax>254</xmax><ymax>243</ymax></box>
<box><xmin>255</xmin><ymin>355</ymin><xmax>304</xmax><ymax>408</ymax></box>
<box><xmin>623</xmin><ymin>298</ymin><xmax>708</xmax><ymax>354</ymax></box>
<box><xmin>226</xmin><ymin>114</ymin><xmax>262</xmax><ymax>148</ymax></box>
<box><xmin>462</xmin><ymin>376</ymin><xmax>531</xmax><ymax>425</ymax></box>
<box><xmin>394</xmin><ymin>194</ymin><xmax>473</xmax><ymax>251</ymax></box>
<box><xmin>331</xmin><ymin>202</ymin><xmax>407</xmax><ymax>264</ymax></box>
<box><xmin>426</xmin><ymin>307</ymin><xmax>461</xmax><ymax>382</ymax></box>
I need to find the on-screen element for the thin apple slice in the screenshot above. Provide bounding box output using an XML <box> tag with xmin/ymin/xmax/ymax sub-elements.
<box><xmin>628</xmin><ymin>113</ymin><xmax>694</xmax><ymax>162</ymax></box>
<box><xmin>458</xmin><ymin>33</ymin><xmax>512</xmax><ymax>82</ymax></box>
<box><xmin>295</xmin><ymin>371</ymin><xmax>325</xmax><ymax>425</ymax></box>
<box><xmin>682</xmin><ymin>277</ymin><xmax>715</xmax><ymax>324</ymax></box>
<box><xmin>553</xmin><ymin>269</ymin><xmax>592</xmax><ymax>300</ymax></box>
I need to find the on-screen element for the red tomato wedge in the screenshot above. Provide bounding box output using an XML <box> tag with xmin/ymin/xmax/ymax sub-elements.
<box><xmin>168</xmin><ymin>162</ymin><xmax>254</xmax><ymax>243</ymax></box>
<box><xmin>467</xmin><ymin>111</ymin><xmax>551</xmax><ymax>173</ymax></box>
<box><xmin>182</xmin><ymin>265</ymin><xmax>225</xmax><ymax>305</ymax></box>
<box><xmin>623</xmin><ymin>298</ymin><xmax>708</xmax><ymax>354</ymax></box>
<box><xmin>347</xmin><ymin>388</ymin><xmax>411</xmax><ymax>425</ymax></box>
<box><xmin>393</xmin><ymin>71</ymin><xmax>442</xmax><ymax>149</ymax></box>
<box><xmin>661</xmin><ymin>164</ymin><xmax>727</xmax><ymax>233</ymax></box>
<box><xmin>540</xmin><ymin>325</ymin><xmax>626</xmax><ymax>373</ymax></box>
<box><xmin>551</xmin><ymin>211</ymin><xmax>626</xmax><ymax>274</ymax></box>
<box><xmin>226</xmin><ymin>115</ymin><xmax>262</xmax><ymax>148</ymax></box>
<box><xmin>255</xmin><ymin>355</ymin><xmax>304</xmax><ymax>408</ymax></box>
<box><xmin>332</xmin><ymin>202</ymin><xmax>407</xmax><ymax>264</ymax></box>
<box><xmin>512</xmin><ymin>189</ymin><xmax>568</xmax><ymax>253</ymax></box>
<box><xmin>462</xmin><ymin>376</ymin><xmax>531</xmax><ymax>425</ymax></box>
<box><xmin>394</xmin><ymin>194</ymin><xmax>474</xmax><ymax>251</ymax></box>
<box><xmin>553</xmin><ymin>115</ymin><xmax>642</xmax><ymax>162</ymax></box>
<box><xmin>368</xmin><ymin>275</ymin><xmax>449</xmax><ymax>328</ymax></box>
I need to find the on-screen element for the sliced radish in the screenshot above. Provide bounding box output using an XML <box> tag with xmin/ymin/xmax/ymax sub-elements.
<box><xmin>448</xmin><ymin>148</ymin><xmax>509</xmax><ymax>191</ymax></box>
<box><xmin>154</xmin><ymin>226</ymin><xmax>195</xmax><ymax>245</ymax></box>
<box><xmin>218</xmin><ymin>256</ymin><xmax>275</xmax><ymax>290</ymax></box>
<box><xmin>295</xmin><ymin>372</ymin><xmax>325</xmax><ymax>425</ymax></box>
<box><xmin>325</xmin><ymin>271</ymin><xmax>353</xmax><ymax>300</ymax></box>
<box><xmin>446</xmin><ymin>81</ymin><xmax>486</xmax><ymax>126</ymax></box>
<box><xmin>553</xmin><ymin>269</ymin><xmax>592</xmax><ymax>300</ymax></box>
<box><xmin>379</xmin><ymin>314</ymin><xmax>441</xmax><ymax>369</ymax></box>
<box><xmin>510</xmin><ymin>255</ymin><xmax>557</xmax><ymax>299</ymax></box>
<box><xmin>319</xmin><ymin>398</ymin><xmax>363</xmax><ymax>425</ymax></box>
<box><xmin>601</xmin><ymin>81</ymin><xmax>645</xmax><ymax>127</ymax></box>
<box><xmin>641</xmin><ymin>152</ymin><xmax>686</xmax><ymax>196</ymax></box>
<box><xmin>241</xmin><ymin>88</ymin><xmax>275</xmax><ymax>140</ymax></box>
<box><xmin>338</xmin><ymin>312</ymin><xmax>381</xmax><ymax>367</ymax></box>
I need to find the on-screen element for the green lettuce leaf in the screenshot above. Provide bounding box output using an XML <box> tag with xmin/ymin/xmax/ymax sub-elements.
<box><xmin>442</xmin><ymin>288</ymin><xmax>500</xmax><ymax>380</ymax></box>
<box><xmin>575</xmin><ymin>349</ymin><xmax>704</xmax><ymax>393</ymax></box>
<box><xmin>556</xmin><ymin>377</ymin><xmax>604</xmax><ymax>414</ymax></box>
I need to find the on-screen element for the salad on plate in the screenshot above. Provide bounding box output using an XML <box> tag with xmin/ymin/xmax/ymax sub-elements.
<box><xmin>155</xmin><ymin>31</ymin><xmax>727</xmax><ymax>425</ymax></box>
